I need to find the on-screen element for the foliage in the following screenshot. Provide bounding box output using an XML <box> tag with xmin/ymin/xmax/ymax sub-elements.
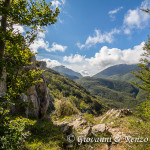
<box><xmin>131</xmin><ymin>9</ymin><xmax>150</xmax><ymax>150</ymax></box>
<box><xmin>54</xmin><ymin>99</ymin><xmax>79</xmax><ymax>118</ymax></box>
<box><xmin>133</xmin><ymin>39</ymin><xmax>150</xmax><ymax>101</ymax></box>
<box><xmin>0</xmin><ymin>116</ymin><xmax>35</xmax><ymax>150</ymax></box>
<box><xmin>0</xmin><ymin>0</ymin><xmax>60</xmax><ymax>149</ymax></box>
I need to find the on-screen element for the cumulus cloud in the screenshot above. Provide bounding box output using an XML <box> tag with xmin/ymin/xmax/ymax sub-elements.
<box><xmin>13</xmin><ymin>24</ymin><xmax>25</xmax><ymax>34</ymax></box>
<box><xmin>51</xmin><ymin>0</ymin><xmax>66</xmax><ymax>9</ymax></box>
<box><xmin>48</xmin><ymin>43</ymin><xmax>67</xmax><ymax>52</ymax></box>
<box><xmin>41</xmin><ymin>58</ymin><xmax>61</xmax><ymax>68</ymax></box>
<box><xmin>123</xmin><ymin>0</ymin><xmax>150</xmax><ymax>34</ymax></box>
<box><xmin>29</xmin><ymin>31</ymin><xmax>67</xmax><ymax>53</ymax></box>
<box><xmin>108</xmin><ymin>6</ymin><xmax>123</xmax><ymax>20</ymax></box>
<box><xmin>77</xmin><ymin>29</ymin><xmax>120</xmax><ymax>49</ymax></box>
<box><xmin>63</xmin><ymin>54</ymin><xmax>85</xmax><ymax>63</ymax></box>
<box><xmin>64</xmin><ymin>42</ymin><xmax>145</xmax><ymax>76</ymax></box>
<box><xmin>51</xmin><ymin>0</ymin><xmax>61</xmax><ymax>8</ymax></box>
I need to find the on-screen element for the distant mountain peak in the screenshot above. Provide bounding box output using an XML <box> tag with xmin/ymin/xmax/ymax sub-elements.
<box><xmin>94</xmin><ymin>64</ymin><xmax>139</xmax><ymax>78</ymax></box>
<box><xmin>52</xmin><ymin>65</ymin><xmax>82</xmax><ymax>79</ymax></box>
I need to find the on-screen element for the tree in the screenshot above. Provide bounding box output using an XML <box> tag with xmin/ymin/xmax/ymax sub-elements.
<box><xmin>0</xmin><ymin>0</ymin><xmax>60</xmax><ymax>78</ymax></box>
<box><xmin>0</xmin><ymin>0</ymin><xmax>60</xmax><ymax>114</ymax></box>
<box><xmin>0</xmin><ymin>1</ymin><xmax>60</xmax><ymax>149</ymax></box>
<box><xmin>133</xmin><ymin>37</ymin><xmax>150</xmax><ymax>101</ymax></box>
<box><xmin>131</xmin><ymin>9</ymin><xmax>150</xmax><ymax>150</ymax></box>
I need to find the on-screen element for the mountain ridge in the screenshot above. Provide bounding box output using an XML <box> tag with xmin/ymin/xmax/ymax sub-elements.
<box><xmin>52</xmin><ymin>65</ymin><xmax>82</xmax><ymax>79</ymax></box>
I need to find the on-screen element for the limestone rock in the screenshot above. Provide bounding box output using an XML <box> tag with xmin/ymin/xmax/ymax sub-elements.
<box><xmin>38</xmin><ymin>61</ymin><xmax>46</xmax><ymax>70</ymax></box>
<box><xmin>80</xmin><ymin>126</ymin><xmax>91</xmax><ymax>137</ymax></box>
<box><xmin>36</xmin><ymin>79</ymin><xmax>50</xmax><ymax>118</ymax></box>
<box><xmin>69</xmin><ymin>118</ymin><xmax>87</xmax><ymax>129</ymax></box>
<box><xmin>0</xmin><ymin>71</ymin><xmax>7</xmax><ymax>97</ymax></box>
<box><xmin>92</xmin><ymin>124</ymin><xmax>106</xmax><ymax>134</ymax></box>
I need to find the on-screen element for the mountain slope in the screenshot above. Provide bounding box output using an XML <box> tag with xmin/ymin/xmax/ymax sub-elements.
<box><xmin>52</xmin><ymin>65</ymin><xmax>82</xmax><ymax>79</ymax></box>
<box><xmin>43</xmin><ymin>68</ymin><xmax>106</xmax><ymax>115</ymax></box>
<box><xmin>93</xmin><ymin>64</ymin><xmax>139</xmax><ymax>82</ymax></box>
<box><xmin>76</xmin><ymin>77</ymin><xmax>143</xmax><ymax>110</ymax></box>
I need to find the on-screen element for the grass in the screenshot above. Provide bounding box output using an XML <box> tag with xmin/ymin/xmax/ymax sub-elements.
<box><xmin>25</xmin><ymin>119</ymin><xmax>66</xmax><ymax>150</ymax></box>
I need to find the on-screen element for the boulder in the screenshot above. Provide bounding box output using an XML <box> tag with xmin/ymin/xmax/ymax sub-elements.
<box><xmin>69</xmin><ymin>118</ymin><xmax>87</xmax><ymax>129</ymax></box>
<box><xmin>92</xmin><ymin>124</ymin><xmax>106</xmax><ymax>134</ymax></box>
<box><xmin>80</xmin><ymin>126</ymin><xmax>91</xmax><ymax>137</ymax></box>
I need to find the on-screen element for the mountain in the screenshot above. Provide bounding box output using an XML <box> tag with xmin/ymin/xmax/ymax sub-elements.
<box><xmin>76</xmin><ymin>76</ymin><xmax>144</xmax><ymax>110</ymax></box>
<box><xmin>43</xmin><ymin>68</ymin><xmax>106</xmax><ymax>115</ymax></box>
<box><xmin>93</xmin><ymin>64</ymin><xmax>139</xmax><ymax>82</ymax></box>
<box><xmin>52</xmin><ymin>65</ymin><xmax>82</xmax><ymax>79</ymax></box>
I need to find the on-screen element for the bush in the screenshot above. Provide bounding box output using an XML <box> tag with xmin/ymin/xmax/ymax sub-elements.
<box><xmin>54</xmin><ymin>99</ymin><xmax>78</xmax><ymax>118</ymax></box>
<box><xmin>0</xmin><ymin>116</ymin><xmax>35</xmax><ymax>150</ymax></box>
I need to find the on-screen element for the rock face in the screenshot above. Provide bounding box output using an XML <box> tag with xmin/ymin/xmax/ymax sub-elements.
<box><xmin>19</xmin><ymin>76</ymin><xmax>51</xmax><ymax>119</ymax></box>
<box><xmin>10</xmin><ymin>57</ymin><xmax>54</xmax><ymax>119</ymax></box>
<box><xmin>0</xmin><ymin>70</ymin><xmax>7</xmax><ymax>97</ymax></box>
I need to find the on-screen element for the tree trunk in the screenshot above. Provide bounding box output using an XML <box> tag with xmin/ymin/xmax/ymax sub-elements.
<box><xmin>0</xmin><ymin>0</ymin><xmax>10</xmax><ymax>79</ymax></box>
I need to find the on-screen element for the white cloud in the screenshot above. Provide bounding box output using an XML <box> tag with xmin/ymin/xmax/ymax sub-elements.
<box><xmin>51</xmin><ymin>0</ymin><xmax>66</xmax><ymax>9</ymax></box>
<box><xmin>64</xmin><ymin>42</ymin><xmax>145</xmax><ymax>76</ymax></box>
<box><xmin>108</xmin><ymin>6</ymin><xmax>123</xmax><ymax>20</ymax></box>
<box><xmin>63</xmin><ymin>54</ymin><xmax>85</xmax><ymax>63</ymax></box>
<box><xmin>47</xmin><ymin>43</ymin><xmax>67</xmax><ymax>52</ymax></box>
<box><xmin>123</xmin><ymin>0</ymin><xmax>150</xmax><ymax>34</ymax></box>
<box><xmin>51</xmin><ymin>0</ymin><xmax>61</xmax><ymax>8</ymax></box>
<box><xmin>13</xmin><ymin>24</ymin><xmax>25</xmax><ymax>34</ymax></box>
<box><xmin>29</xmin><ymin>31</ymin><xmax>67</xmax><ymax>53</ymax></box>
<box><xmin>41</xmin><ymin>58</ymin><xmax>61</xmax><ymax>68</ymax></box>
<box><xmin>77</xmin><ymin>29</ymin><xmax>120</xmax><ymax>49</ymax></box>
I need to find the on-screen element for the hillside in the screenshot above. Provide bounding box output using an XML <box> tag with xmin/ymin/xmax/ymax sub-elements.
<box><xmin>76</xmin><ymin>77</ymin><xmax>144</xmax><ymax>110</ymax></box>
<box><xmin>93</xmin><ymin>64</ymin><xmax>139</xmax><ymax>82</ymax></box>
<box><xmin>43</xmin><ymin>68</ymin><xmax>106</xmax><ymax>115</ymax></box>
<box><xmin>52</xmin><ymin>65</ymin><xmax>82</xmax><ymax>79</ymax></box>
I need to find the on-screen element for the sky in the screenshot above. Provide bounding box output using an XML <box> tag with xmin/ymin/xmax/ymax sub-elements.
<box><xmin>29</xmin><ymin>0</ymin><xmax>150</xmax><ymax>76</ymax></box>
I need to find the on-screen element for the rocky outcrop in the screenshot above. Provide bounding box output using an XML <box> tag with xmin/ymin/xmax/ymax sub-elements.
<box><xmin>9</xmin><ymin>56</ymin><xmax>54</xmax><ymax>119</ymax></box>
<box><xmin>92</xmin><ymin>124</ymin><xmax>106</xmax><ymax>134</ymax></box>
<box><xmin>19</xmin><ymin>76</ymin><xmax>51</xmax><ymax>119</ymax></box>
<box><xmin>0</xmin><ymin>70</ymin><xmax>7</xmax><ymax>97</ymax></box>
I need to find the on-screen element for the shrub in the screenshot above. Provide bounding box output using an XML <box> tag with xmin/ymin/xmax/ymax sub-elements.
<box><xmin>0</xmin><ymin>116</ymin><xmax>35</xmax><ymax>150</ymax></box>
<box><xmin>54</xmin><ymin>99</ymin><xmax>78</xmax><ymax>118</ymax></box>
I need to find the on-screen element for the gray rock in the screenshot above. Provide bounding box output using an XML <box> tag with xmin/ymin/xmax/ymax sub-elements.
<box><xmin>38</xmin><ymin>61</ymin><xmax>46</xmax><ymax>70</ymax></box>
<box><xmin>66</xmin><ymin>144</ymin><xmax>74</xmax><ymax>148</ymax></box>
<box><xmin>0</xmin><ymin>71</ymin><xmax>7</xmax><ymax>97</ymax></box>
<box><xmin>92</xmin><ymin>124</ymin><xmax>106</xmax><ymax>134</ymax></box>
<box><xmin>70</xmin><ymin>118</ymin><xmax>87</xmax><ymax>129</ymax></box>
<box><xmin>80</xmin><ymin>127</ymin><xmax>91</xmax><ymax>137</ymax></box>
<box><xmin>63</xmin><ymin>124</ymin><xmax>73</xmax><ymax>134</ymax></box>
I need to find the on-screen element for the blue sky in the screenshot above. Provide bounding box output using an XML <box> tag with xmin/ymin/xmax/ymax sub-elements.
<box><xmin>29</xmin><ymin>0</ymin><xmax>150</xmax><ymax>76</ymax></box>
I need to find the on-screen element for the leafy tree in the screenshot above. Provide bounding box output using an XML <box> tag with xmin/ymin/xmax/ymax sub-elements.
<box><xmin>0</xmin><ymin>0</ymin><xmax>60</xmax><ymax>107</ymax></box>
<box><xmin>133</xmin><ymin>34</ymin><xmax>150</xmax><ymax>100</ymax></box>
<box><xmin>0</xmin><ymin>0</ymin><xmax>60</xmax><ymax>149</ymax></box>
<box><xmin>131</xmin><ymin>9</ymin><xmax>150</xmax><ymax>150</ymax></box>
<box><xmin>0</xmin><ymin>0</ymin><xmax>59</xmax><ymax>78</ymax></box>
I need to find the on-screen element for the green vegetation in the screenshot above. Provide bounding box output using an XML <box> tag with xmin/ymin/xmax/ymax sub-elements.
<box><xmin>54</xmin><ymin>98</ymin><xmax>79</xmax><ymax>118</ymax></box>
<box><xmin>76</xmin><ymin>76</ymin><xmax>144</xmax><ymax>110</ymax></box>
<box><xmin>130</xmin><ymin>9</ymin><xmax>150</xmax><ymax>150</ymax></box>
<box><xmin>0</xmin><ymin>0</ymin><xmax>59</xmax><ymax>149</ymax></box>
<box><xmin>26</xmin><ymin>119</ymin><xmax>66</xmax><ymax>150</ymax></box>
<box><xmin>44</xmin><ymin>68</ymin><xmax>106</xmax><ymax>115</ymax></box>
